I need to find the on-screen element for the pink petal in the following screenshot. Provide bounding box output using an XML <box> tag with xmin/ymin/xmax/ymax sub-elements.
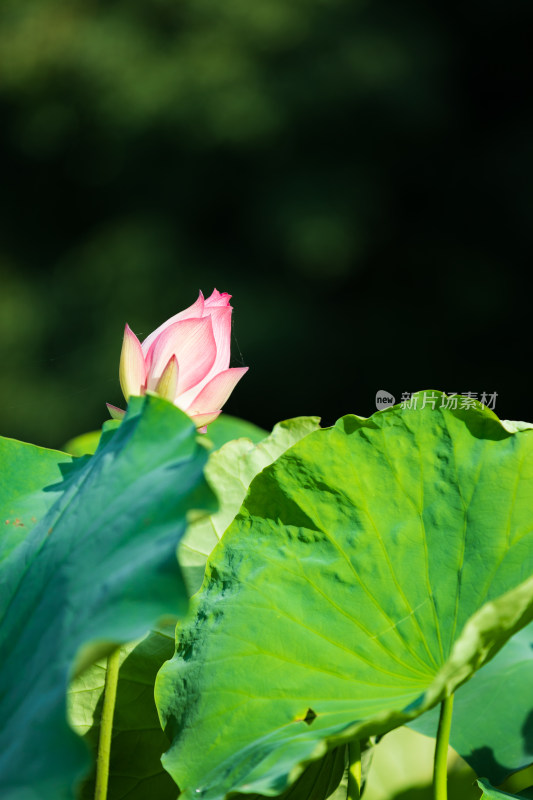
<box><xmin>204</xmin><ymin>289</ymin><xmax>232</xmax><ymax>308</ymax></box>
<box><xmin>146</xmin><ymin>317</ymin><xmax>216</xmax><ymax>395</ymax></box>
<box><xmin>186</xmin><ymin>367</ymin><xmax>248</xmax><ymax>415</ymax></box>
<box><xmin>106</xmin><ymin>403</ymin><xmax>126</xmax><ymax>420</ymax></box>
<box><xmin>141</xmin><ymin>292</ymin><xmax>205</xmax><ymax>356</ymax></box>
<box><xmin>154</xmin><ymin>355</ymin><xmax>179</xmax><ymax>401</ymax></box>
<box><xmin>119</xmin><ymin>324</ymin><xmax>146</xmax><ymax>401</ymax></box>
<box><xmin>189</xmin><ymin>410</ymin><xmax>222</xmax><ymax>428</ymax></box>
<box><xmin>208</xmin><ymin>306</ymin><xmax>232</xmax><ymax>372</ymax></box>
<box><xmin>175</xmin><ymin>306</ymin><xmax>233</xmax><ymax>409</ymax></box>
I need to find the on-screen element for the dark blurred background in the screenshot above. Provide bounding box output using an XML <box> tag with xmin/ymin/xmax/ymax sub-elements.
<box><xmin>1</xmin><ymin>0</ymin><xmax>531</xmax><ymax>449</ymax></box>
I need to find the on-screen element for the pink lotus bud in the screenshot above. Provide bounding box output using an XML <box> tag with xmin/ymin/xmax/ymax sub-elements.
<box><xmin>109</xmin><ymin>290</ymin><xmax>248</xmax><ymax>431</ymax></box>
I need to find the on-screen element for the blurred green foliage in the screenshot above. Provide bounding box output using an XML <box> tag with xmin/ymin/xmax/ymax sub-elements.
<box><xmin>364</xmin><ymin>727</ymin><xmax>480</xmax><ymax>800</ymax></box>
<box><xmin>1</xmin><ymin>0</ymin><xmax>531</xmax><ymax>447</ymax></box>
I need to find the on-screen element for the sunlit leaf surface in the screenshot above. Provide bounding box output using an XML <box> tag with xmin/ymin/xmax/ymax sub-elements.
<box><xmin>156</xmin><ymin>393</ymin><xmax>533</xmax><ymax>800</ymax></box>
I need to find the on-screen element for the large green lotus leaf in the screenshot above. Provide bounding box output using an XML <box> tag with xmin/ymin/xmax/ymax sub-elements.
<box><xmin>69</xmin><ymin>624</ymin><xmax>177</xmax><ymax>800</ymax></box>
<box><xmin>409</xmin><ymin>622</ymin><xmax>533</xmax><ymax>784</ymax></box>
<box><xmin>67</xmin><ymin>416</ymin><xmax>320</xmax><ymax>799</ymax></box>
<box><xmin>156</xmin><ymin>393</ymin><xmax>533</xmax><ymax>800</ymax></box>
<box><xmin>179</xmin><ymin>416</ymin><xmax>321</xmax><ymax>595</ymax></box>
<box><xmin>0</xmin><ymin>394</ymin><xmax>215</xmax><ymax>800</ymax></box>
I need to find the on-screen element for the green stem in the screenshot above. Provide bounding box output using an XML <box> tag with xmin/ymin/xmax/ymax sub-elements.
<box><xmin>347</xmin><ymin>740</ymin><xmax>361</xmax><ymax>800</ymax></box>
<box><xmin>433</xmin><ymin>694</ymin><xmax>454</xmax><ymax>800</ymax></box>
<box><xmin>94</xmin><ymin>648</ymin><xmax>121</xmax><ymax>800</ymax></box>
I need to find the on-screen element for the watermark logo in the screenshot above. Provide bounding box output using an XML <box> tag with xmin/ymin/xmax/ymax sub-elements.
<box><xmin>375</xmin><ymin>391</ymin><xmax>498</xmax><ymax>411</ymax></box>
<box><xmin>375</xmin><ymin>390</ymin><xmax>396</xmax><ymax>411</ymax></box>
<box><xmin>400</xmin><ymin>391</ymin><xmax>497</xmax><ymax>410</ymax></box>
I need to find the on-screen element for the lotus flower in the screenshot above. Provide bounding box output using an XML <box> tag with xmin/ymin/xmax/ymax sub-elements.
<box><xmin>107</xmin><ymin>289</ymin><xmax>248</xmax><ymax>431</ymax></box>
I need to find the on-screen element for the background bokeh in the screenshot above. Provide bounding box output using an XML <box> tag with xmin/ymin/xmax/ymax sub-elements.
<box><xmin>1</xmin><ymin>0</ymin><xmax>531</xmax><ymax>449</ymax></box>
